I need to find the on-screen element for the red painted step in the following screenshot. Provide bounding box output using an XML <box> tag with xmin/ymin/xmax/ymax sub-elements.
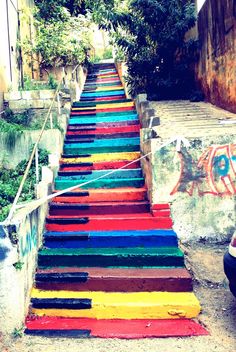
<box><xmin>25</xmin><ymin>316</ymin><xmax>208</xmax><ymax>338</ymax></box>
<box><xmin>49</xmin><ymin>201</ymin><xmax>151</xmax><ymax>216</ymax></box>
<box><xmin>59</xmin><ymin>160</ymin><xmax>141</xmax><ymax>172</ymax></box>
<box><xmin>66</xmin><ymin>124</ymin><xmax>140</xmax><ymax>136</ymax></box>
<box><xmin>67</xmin><ymin>120</ymin><xmax>139</xmax><ymax>130</ymax></box>
<box><xmin>46</xmin><ymin>213</ymin><xmax>173</xmax><ymax>232</ymax></box>
<box><xmin>35</xmin><ymin>267</ymin><xmax>193</xmax><ymax>292</ymax></box>
<box><xmin>53</xmin><ymin>187</ymin><xmax>148</xmax><ymax>204</ymax></box>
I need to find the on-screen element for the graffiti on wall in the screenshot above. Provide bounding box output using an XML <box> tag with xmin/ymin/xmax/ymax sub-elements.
<box><xmin>171</xmin><ymin>144</ymin><xmax>236</xmax><ymax>196</ymax></box>
<box><xmin>19</xmin><ymin>225</ymin><xmax>37</xmax><ymax>257</ymax></box>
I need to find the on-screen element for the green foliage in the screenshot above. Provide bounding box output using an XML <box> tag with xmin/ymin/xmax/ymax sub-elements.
<box><xmin>0</xmin><ymin>148</ymin><xmax>49</xmax><ymax>221</ymax></box>
<box><xmin>13</xmin><ymin>261</ymin><xmax>24</xmax><ymax>270</ymax></box>
<box><xmin>12</xmin><ymin>326</ymin><xmax>24</xmax><ymax>338</ymax></box>
<box><xmin>86</xmin><ymin>0</ymin><xmax>198</xmax><ymax>98</ymax></box>
<box><xmin>35</xmin><ymin>0</ymin><xmax>88</xmax><ymax>21</ymax></box>
<box><xmin>48</xmin><ymin>74</ymin><xmax>58</xmax><ymax>89</ymax></box>
<box><xmin>3</xmin><ymin>108</ymin><xmax>31</xmax><ymax>126</ymax></box>
<box><xmin>20</xmin><ymin>75</ymin><xmax>58</xmax><ymax>91</ymax></box>
<box><xmin>21</xmin><ymin>6</ymin><xmax>92</xmax><ymax>72</ymax></box>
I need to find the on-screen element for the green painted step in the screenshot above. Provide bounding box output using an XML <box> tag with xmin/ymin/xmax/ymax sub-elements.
<box><xmin>38</xmin><ymin>247</ymin><xmax>185</xmax><ymax>268</ymax></box>
<box><xmin>64</xmin><ymin>138</ymin><xmax>140</xmax><ymax>153</ymax></box>
<box><xmin>55</xmin><ymin>169</ymin><xmax>143</xmax><ymax>181</ymax></box>
<box><xmin>55</xmin><ymin>177</ymin><xmax>145</xmax><ymax>190</ymax></box>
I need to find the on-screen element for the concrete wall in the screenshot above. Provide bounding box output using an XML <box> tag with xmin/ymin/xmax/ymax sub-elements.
<box><xmin>0</xmin><ymin>169</ymin><xmax>52</xmax><ymax>334</ymax></box>
<box><xmin>196</xmin><ymin>0</ymin><xmax>236</xmax><ymax>113</ymax></box>
<box><xmin>0</xmin><ymin>127</ymin><xmax>66</xmax><ymax>169</ymax></box>
<box><xmin>137</xmin><ymin>96</ymin><xmax>236</xmax><ymax>243</ymax></box>
<box><xmin>0</xmin><ymin>0</ymin><xmax>36</xmax><ymax>108</ymax></box>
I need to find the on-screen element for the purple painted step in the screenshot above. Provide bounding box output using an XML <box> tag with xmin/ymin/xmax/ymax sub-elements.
<box><xmin>49</xmin><ymin>201</ymin><xmax>151</xmax><ymax>216</ymax></box>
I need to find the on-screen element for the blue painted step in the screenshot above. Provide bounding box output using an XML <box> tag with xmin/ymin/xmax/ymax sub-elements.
<box><xmin>81</xmin><ymin>91</ymin><xmax>125</xmax><ymax>98</ymax></box>
<box><xmin>68</xmin><ymin>114</ymin><xmax>138</xmax><ymax>125</ymax></box>
<box><xmin>43</xmin><ymin>230</ymin><xmax>178</xmax><ymax>249</ymax></box>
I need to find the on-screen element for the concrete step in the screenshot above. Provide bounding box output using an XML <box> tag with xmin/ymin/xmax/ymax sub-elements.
<box><xmin>49</xmin><ymin>201</ymin><xmax>151</xmax><ymax>216</ymax></box>
<box><xmin>38</xmin><ymin>247</ymin><xmax>184</xmax><ymax>268</ymax></box>
<box><xmin>45</xmin><ymin>213</ymin><xmax>172</xmax><ymax>232</ymax></box>
<box><xmin>25</xmin><ymin>316</ymin><xmax>208</xmax><ymax>338</ymax></box>
<box><xmin>52</xmin><ymin>187</ymin><xmax>148</xmax><ymax>203</ymax></box>
<box><xmin>35</xmin><ymin>267</ymin><xmax>190</xmax><ymax>292</ymax></box>
<box><xmin>43</xmin><ymin>229</ymin><xmax>176</xmax><ymax>249</ymax></box>
<box><xmin>59</xmin><ymin>160</ymin><xmax>141</xmax><ymax>171</ymax></box>
<box><xmin>28</xmin><ymin>289</ymin><xmax>201</xmax><ymax>319</ymax></box>
<box><xmin>63</xmin><ymin>137</ymin><xmax>140</xmax><ymax>155</ymax></box>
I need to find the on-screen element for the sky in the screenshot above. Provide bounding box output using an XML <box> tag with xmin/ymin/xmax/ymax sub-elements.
<box><xmin>197</xmin><ymin>0</ymin><xmax>206</xmax><ymax>12</ymax></box>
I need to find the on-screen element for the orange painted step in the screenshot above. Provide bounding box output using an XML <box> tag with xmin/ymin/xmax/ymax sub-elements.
<box><xmin>53</xmin><ymin>187</ymin><xmax>148</xmax><ymax>203</ymax></box>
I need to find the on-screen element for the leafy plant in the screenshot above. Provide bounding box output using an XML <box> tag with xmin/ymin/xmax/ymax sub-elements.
<box><xmin>13</xmin><ymin>261</ymin><xmax>24</xmax><ymax>270</ymax></box>
<box><xmin>48</xmin><ymin>74</ymin><xmax>58</xmax><ymax>89</ymax></box>
<box><xmin>0</xmin><ymin>148</ymin><xmax>49</xmax><ymax>221</ymax></box>
<box><xmin>85</xmin><ymin>0</ymin><xmax>198</xmax><ymax>99</ymax></box>
<box><xmin>12</xmin><ymin>326</ymin><xmax>24</xmax><ymax>338</ymax></box>
<box><xmin>20</xmin><ymin>8</ymin><xmax>93</xmax><ymax>76</ymax></box>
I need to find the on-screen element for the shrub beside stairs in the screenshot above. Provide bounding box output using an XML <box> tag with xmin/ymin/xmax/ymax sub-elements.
<box><xmin>25</xmin><ymin>62</ymin><xmax>208</xmax><ymax>338</ymax></box>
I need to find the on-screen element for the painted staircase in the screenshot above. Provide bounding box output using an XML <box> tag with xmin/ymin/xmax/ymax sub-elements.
<box><xmin>25</xmin><ymin>62</ymin><xmax>207</xmax><ymax>338</ymax></box>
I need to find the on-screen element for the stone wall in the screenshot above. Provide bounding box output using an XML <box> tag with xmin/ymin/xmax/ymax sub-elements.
<box><xmin>4</xmin><ymin>89</ymin><xmax>57</xmax><ymax>110</ymax></box>
<box><xmin>196</xmin><ymin>0</ymin><xmax>236</xmax><ymax>113</ymax></box>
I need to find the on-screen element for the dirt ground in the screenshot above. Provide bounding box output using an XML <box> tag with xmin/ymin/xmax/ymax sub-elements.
<box><xmin>1</xmin><ymin>242</ymin><xmax>236</xmax><ymax>352</ymax></box>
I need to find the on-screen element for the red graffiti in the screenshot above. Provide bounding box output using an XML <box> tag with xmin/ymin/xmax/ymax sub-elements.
<box><xmin>171</xmin><ymin>144</ymin><xmax>236</xmax><ymax>196</ymax></box>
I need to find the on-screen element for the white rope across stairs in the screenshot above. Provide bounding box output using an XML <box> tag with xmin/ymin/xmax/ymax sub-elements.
<box><xmin>3</xmin><ymin>136</ymin><xmax>189</xmax><ymax>223</ymax></box>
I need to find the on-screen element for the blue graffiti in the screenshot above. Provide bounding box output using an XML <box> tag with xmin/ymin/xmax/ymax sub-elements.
<box><xmin>20</xmin><ymin>226</ymin><xmax>37</xmax><ymax>257</ymax></box>
<box><xmin>213</xmin><ymin>155</ymin><xmax>230</xmax><ymax>177</ymax></box>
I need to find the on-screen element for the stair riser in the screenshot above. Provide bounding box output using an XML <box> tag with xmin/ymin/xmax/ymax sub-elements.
<box><xmin>56</xmin><ymin>168</ymin><xmax>143</xmax><ymax>180</ymax></box>
<box><xmin>64</xmin><ymin>132</ymin><xmax>140</xmax><ymax>141</ymax></box>
<box><xmin>45</xmin><ymin>218</ymin><xmax>172</xmax><ymax>232</ymax></box>
<box><xmin>68</xmin><ymin>115</ymin><xmax>138</xmax><ymax>125</ymax></box>
<box><xmin>81</xmin><ymin>92</ymin><xmax>125</xmax><ymax>99</ymax></box>
<box><xmin>38</xmin><ymin>254</ymin><xmax>184</xmax><ymax>268</ymax></box>
<box><xmin>53</xmin><ymin>189</ymin><xmax>147</xmax><ymax>203</ymax></box>
<box><xmin>67</xmin><ymin>121</ymin><xmax>139</xmax><ymax>130</ymax></box>
<box><xmin>66</xmin><ymin>125</ymin><xmax>140</xmax><ymax>135</ymax></box>
<box><xmin>43</xmin><ymin>234</ymin><xmax>176</xmax><ymax>248</ymax></box>
<box><xmin>35</xmin><ymin>277</ymin><xmax>191</xmax><ymax>292</ymax></box>
<box><xmin>59</xmin><ymin>160</ymin><xmax>141</xmax><ymax>171</ymax></box>
<box><xmin>71</xmin><ymin>107</ymin><xmax>134</xmax><ymax>115</ymax></box>
<box><xmin>63</xmin><ymin>145</ymin><xmax>140</xmax><ymax>155</ymax></box>
<box><xmin>75</xmin><ymin>97</ymin><xmax>129</xmax><ymax>105</ymax></box>
<box><xmin>55</xmin><ymin>178</ymin><xmax>144</xmax><ymax>190</ymax></box>
<box><xmin>80</xmin><ymin>95</ymin><xmax>126</xmax><ymax>102</ymax></box>
<box><xmin>49</xmin><ymin>204</ymin><xmax>150</xmax><ymax>216</ymax></box>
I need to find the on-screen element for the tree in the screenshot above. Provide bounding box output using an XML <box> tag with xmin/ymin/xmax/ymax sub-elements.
<box><xmin>85</xmin><ymin>0</ymin><xmax>197</xmax><ymax>99</ymax></box>
<box><xmin>21</xmin><ymin>6</ymin><xmax>92</xmax><ymax>76</ymax></box>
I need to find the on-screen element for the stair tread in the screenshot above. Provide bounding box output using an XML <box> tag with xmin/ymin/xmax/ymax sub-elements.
<box><xmin>25</xmin><ymin>317</ymin><xmax>208</xmax><ymax>338</ymax></box>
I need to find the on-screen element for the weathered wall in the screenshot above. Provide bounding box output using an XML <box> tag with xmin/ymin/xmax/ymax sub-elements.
<box><xmin>137</xmin><ymin>95</ymin><xmax>236</xmax><ymax>242</ymax></box>
<box><xmin>141</xmin><ymin>135</ymin><xmax>236</xmax><ymax>242</ymax></box>
<box><xmin>0</xmin><ymin>127</ymin><xmax>65</xmax><ymax>169</ymax></box>
<box><xmin>196</xmin><ymin>0</ymin><xmax>236</xmax><ymax>113</ymax></box>
<box><xmin>0</xmin><ymin>170</ymin><xmax>52</xmax><ymax>334</ymax></box>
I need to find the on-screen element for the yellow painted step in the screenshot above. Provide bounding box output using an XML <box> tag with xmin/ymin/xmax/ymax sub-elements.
<box><xmin>71</xmin><ymin>102</ymin><xmax>134</xmax><ymax>111</ymax></box>
<box><xmin>61</xmin><ymin>152</ymin><xmax>141</xmax><ymax>164</ymax></box>
<box><xmin>31</xmin><ymin>289</ymin><xmax>201</xmax><ymax>320</ymax></box>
